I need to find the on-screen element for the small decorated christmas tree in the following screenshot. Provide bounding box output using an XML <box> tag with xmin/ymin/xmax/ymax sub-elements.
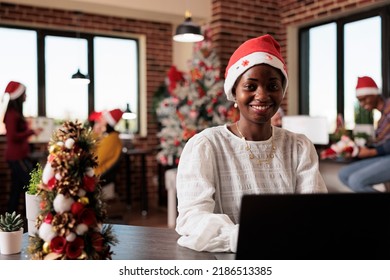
<box><xmin>27</xmin><ymin>121</ymin><xmax>117</xmax><ymax>260</ymax></box>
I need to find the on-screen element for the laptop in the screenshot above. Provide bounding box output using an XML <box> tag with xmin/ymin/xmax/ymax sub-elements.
<box><xmin>235</xmin><ymin>193</ymin><xmax>390</xmax><ymax>260</ymax></box>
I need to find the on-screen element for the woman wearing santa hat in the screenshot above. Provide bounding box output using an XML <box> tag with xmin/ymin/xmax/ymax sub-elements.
<box><xmin>175</xmin><ymin>34</ymin><xmax>327</xmax><ymax>253</ymax></box>
<box><xmin>339</xmin><ymin>76</ymin><xmax>390</xmax><ymax>192</ymax></box>
<box><xmin>2</xmin><ymin>81</ymin><xmax>42</xmax><ymax>213</ymax></box>
<box><xmin>92</xmin><ymin>108</ymin><xmax>124</xmax><ymax>199</ymax></box>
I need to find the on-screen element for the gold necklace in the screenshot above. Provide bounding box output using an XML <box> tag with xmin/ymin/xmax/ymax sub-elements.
<box><xmin>235</xmin><ymin>121</ymin><xmax>276</xmax><ymax>164</ymax></box>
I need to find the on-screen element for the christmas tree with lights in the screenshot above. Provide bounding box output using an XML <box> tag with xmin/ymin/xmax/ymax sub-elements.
<box><xmin>156</xmin><ymin>28</ymin><xmax>238</xmax><ymax>166</ymax></box>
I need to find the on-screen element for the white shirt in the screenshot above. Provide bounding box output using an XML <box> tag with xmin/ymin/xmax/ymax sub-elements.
<box><xmin>175</xmin><ymin>125</ymin><xmax>327</xmax><ymax>252</ymax></box>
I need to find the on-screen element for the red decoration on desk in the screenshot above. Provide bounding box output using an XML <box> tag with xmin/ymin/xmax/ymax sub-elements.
<box><xmin>27</xmin><ymin>121</ymin><xmax>118</xmax><ymax>260</ymax></box>
<box><xmin>320</xmin><ymin>135</ymin><xmax>359</xmax><ymax>160</ymax></box>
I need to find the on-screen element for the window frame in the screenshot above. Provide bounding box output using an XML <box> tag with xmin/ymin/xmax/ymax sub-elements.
<box><xmin>0</xmin><ymin>24</ymin><xmax>141</xmax><ymax>133</ymax></box>
<box><xmin>299</xmin><ymin>5</ymin><xmax>390</xmax><ymax>119</ymax></box>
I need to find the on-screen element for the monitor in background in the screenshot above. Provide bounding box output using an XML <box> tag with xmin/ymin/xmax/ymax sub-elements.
<box><xmin>282</xmin><ymin>115</ymin><xmax>329</xmax><ymax>145</ymax></box>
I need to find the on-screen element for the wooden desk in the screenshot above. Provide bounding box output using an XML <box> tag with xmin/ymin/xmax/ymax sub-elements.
<box><xmin>0</xmin><ymin>224</ymin><xmax>233</xmax><ymax>260</ymax></box>
<box><xmin>122</xmin><ymin>148</ymin><xmax>153</xmax><ymax>215</ymax></box>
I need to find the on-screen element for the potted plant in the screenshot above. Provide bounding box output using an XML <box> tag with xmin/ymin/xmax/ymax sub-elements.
<box><xmin>0</xmin><ymin>211</ymin><xmax>24</xmax><ymax>255</ymax></box>
<box><xmin>25</xmin><ymin>163</ymin><xmax>43</xmax><ymax>236</ymax></box>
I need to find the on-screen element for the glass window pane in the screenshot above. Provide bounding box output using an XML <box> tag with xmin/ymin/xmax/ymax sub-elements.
<box><xmin>94</xmin><ymin>36</ymin><xmax>138</xmax><ymax>132</ymax></box>
<box><xmin>45</xmin><ymin>36</ymin><xmax>89</xmax><ymax>121</ymax></box>
<box><xmin>0</xmin><ymin>27</ymin><xmax>38</xmax><ymax>118</ymax></box>
<box><xmin>309</xmin><ymin>23</ymin><xmax>337</xmax><ymax>132</ymax></box>
<box><xmin>344</xmin><ymin>16</ymin><xmax>381</xmax><ymax>129</ymax></box>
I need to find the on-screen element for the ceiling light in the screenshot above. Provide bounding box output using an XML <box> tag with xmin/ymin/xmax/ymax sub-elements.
<box><xmin>71</xmin><ymin>69</ymin><xmax>90</xmax><ymax>84</ymax></box>
<box><xmin>123</xmin><ymin>103</ymin><xmax>137</xmax><ymax>120</ymax></box>
<box><xmin>173</xmin><ymin>10</ymin><xmax>204</xmax><ymax>43</ymax></box>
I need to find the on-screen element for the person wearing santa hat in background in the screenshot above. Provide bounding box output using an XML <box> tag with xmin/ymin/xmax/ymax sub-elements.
<box><xmin>175</xmin><ymin>34</ymin><xmax>327</xmax><ymax>253</ymax></box>
<box><xmin>339</xmin><ymin>76</ymin><xmax>390</xmax><ymax>192</ymax></box>
<box><xmin>92</xmin><ymin>108</ymin><xmax>123</xmax><ymax>199</ymax></box>
<box><xmin>1</xmin><ymin>81</ymin><xmax>43</xmax><ymax>213</ymax></box>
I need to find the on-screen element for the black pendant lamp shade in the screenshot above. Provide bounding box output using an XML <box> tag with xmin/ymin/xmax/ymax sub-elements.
<box><xmin>70</xmin><ymin>12</ymin><xmax>90</xmax><ymax>84</ymax></box>
<box><xmin>123</xmin><ymin>103</ymin><xmax>137</xmax><ymax>120</ymax></box>
<box><xmin>71</xmin><ymin>69</ymin><xmax>90</xmax><ymax>84</ymax></box>
<box><xmin>173</xmin><ymin>10</ymin><xmax>204</xmax><ymax>43</ymax></box>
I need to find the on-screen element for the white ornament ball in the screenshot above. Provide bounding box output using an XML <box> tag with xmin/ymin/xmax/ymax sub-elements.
<box><xmin>65</xmin><ymin>138</ymin><xmax>75</xmax><ymax>149</ymax></box>
<box><xmin>53</xmin><ymin>194</ymin><xmax>75</xmax><ymax>214</ymax></box>
<box><xmin>39</xmin><ymin>222</ymin><xmax>57</xmax><ymax>243</ymax></box>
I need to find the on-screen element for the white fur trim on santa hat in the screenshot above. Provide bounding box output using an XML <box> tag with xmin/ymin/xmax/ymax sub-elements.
<box><xmin>102</xmin><ymin>110</ymin><xmax>116</xmax><ymax>127</ymax></box>
<box><xmin>224</xmin><ymin>52</ymin><xmax>288</xmax><ymax>101</ymax></box>
<box><xmin>356</xmin><ymin>87</ymin><xmax>380</xmax><ymax>97</ymax></box>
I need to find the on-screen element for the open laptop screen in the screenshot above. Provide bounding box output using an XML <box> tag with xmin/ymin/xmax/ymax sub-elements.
<box><xmin>236</xmin><ymin>193</ymin><xmax>390</xmax><ymax>260</ymax></box>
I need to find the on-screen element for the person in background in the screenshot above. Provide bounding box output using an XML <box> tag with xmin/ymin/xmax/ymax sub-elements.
<box><xmin>175</xmin><ymin>34</ymin><xmax>327</xmax><ymax>253</ymax></box>
<box><xmin>338</xmin><ymin>76</ymin><xmax>390</xmax><ymax>192</ymax></box>
<box><xmin>1</xmin><ymin>81</ymin><xmax>42</xmax><ymax>213</ymax></box>
<box><xmin>271</xmin><ymin>107</ymin><xmax>284</xmax><ymax>127</ymax></box>
<box><xmin>93</xmin><ymin>108</ymin><xmax>123</xmax><ymax>199</ymax></box>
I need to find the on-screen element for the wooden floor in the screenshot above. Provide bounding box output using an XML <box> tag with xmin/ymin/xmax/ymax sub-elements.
<box><xmin>105</xmin><ymin>200</ymin><xmax>170</xmax><ymax>228</ymax></box>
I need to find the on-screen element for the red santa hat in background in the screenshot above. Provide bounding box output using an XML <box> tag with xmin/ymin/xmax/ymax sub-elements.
<box><xmin>88</xmin><ymin>111</ymin><xmax>102</xmax><ymax>122</ymax></box>
<box><xmin>224</xmin><ymin>34</ymin><xmax>288</xmax><ymax>101</ymax></box>
<box><xmin>355</xmin><ymin>76</ymin><xmax>380</xmax><ymax>97</ymax></box>
<box><xmin>102</xmin><ymin>108</ymin><xmax>123</xmax><ymax>127</ymax></box>
<box><xmin>4</xmin><ymin>81</ymin><xmax>26</xmax><ymax>100</ymax></box>
<box><xmin>1</xmin><ymin>81</ymin><xmax>26</xmax><ymax>123</ymax></box>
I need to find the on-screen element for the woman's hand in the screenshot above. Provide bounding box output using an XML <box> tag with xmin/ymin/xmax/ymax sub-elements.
<box><xmin>357</xmin><ymin>146</ymin><xmax>377</xmax><ymax>158</ymax></box>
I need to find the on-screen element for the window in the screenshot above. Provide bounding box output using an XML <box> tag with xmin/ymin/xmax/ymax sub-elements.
<box><xmin>45</xmin><ymin>36</ymin><xmax>89</xmax><ymax>121</ymax></box>
<box><xmin>0</xmin><ymin>27</ymin><xmax>38</xmax><ymax>118</ymax></box>
<box><xmin>94</xmin><ymin>36</ymin><xmax>139</xmax><ymax>132</ymax></box>
<box><xmin>299</xmin><ymin>6</ymin><xmax>389</xmax><ymax>132</ymax></box>
<box><xmin>343</xmin><ymin>17</ymin><xmax>381</xmax><ymax>129</ymax></box>
<box><xmin>0</xmin><ymin>26</ymin><xmax>140</xmax><ymax>133</ymax></box>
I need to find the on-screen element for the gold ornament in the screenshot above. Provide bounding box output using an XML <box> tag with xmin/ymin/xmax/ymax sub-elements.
<box><xmin>43</xmin><ymin>242</ymin><xmax>51</xmax><ymax>254</ymax></box>
<box><xmin>79</xmin><ymin>197</ymin><xmax>89</xmax><ymax>205</ymax></box>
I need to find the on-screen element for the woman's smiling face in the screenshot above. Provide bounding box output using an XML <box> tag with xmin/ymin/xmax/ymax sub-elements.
<box><xmin>232</xmin><ymin>64</ymin><xmax>284</xmax><ymax>125</ymax></box>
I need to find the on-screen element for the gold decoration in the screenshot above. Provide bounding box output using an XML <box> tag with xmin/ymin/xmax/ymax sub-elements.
<box><xmin>43</xmin><ymin>242</ymin><xmax>51</xmax><ymax>254</ymax></box>
<box><xmin>79</xmin><ymin>197</ymin><xmax>89</xmax><ymax>205</ymax></box>
<box><xmin>27</xmin><ymin>121</ymin><xmax>118</xmax><ymax>260</ymax></box>
<box><xmin>236</xmin><ymin>121</ymin><xmax>276</xmax><ymax>164</ymax></box>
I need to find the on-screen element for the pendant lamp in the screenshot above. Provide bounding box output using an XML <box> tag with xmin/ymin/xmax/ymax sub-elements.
<box><xmin>71</xmin><ymin>11</ymin><xmax>90</xmax><ymax>84</ymax></box>
<box><xmin>71</xmin><ymin>68</ymin><xmax>90</xmax><ymax>84</ymax></box>
<box><xmin>123</xmin><ymin>103</ymin><xmax>137</xmax><ymax>134</ymax></box>
<box><xmin>123</xmin><ymin>103</ymin><xmax>137</xmax><ymax>120</ymax></box>
<box><xmin>173</xmin><ymin>10</ymin><xmax>204</xmax><ymax>43</ymax></box>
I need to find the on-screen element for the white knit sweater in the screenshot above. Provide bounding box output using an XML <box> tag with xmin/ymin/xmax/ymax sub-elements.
<box><xmin>175</xmin><ymin>125</ymin><xmax>327</xmax><ymax>253</ymax></box>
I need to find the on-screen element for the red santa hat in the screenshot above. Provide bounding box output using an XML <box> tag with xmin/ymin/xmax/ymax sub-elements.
<box><xmin>355</xmin><ymin>76</ymin><xmax>380</xmax><ymax>97</ymax></box>
<box><xmin>4</xmin><ymin>81</ymin><xmax>26</xmax><ymax>100</ymax></box>
<box><xmin>88</xmin><ymin>111</ymin><xmax>102</xmax><ymax>122</ymax></box>
<box><xmin>102</xmin><ymin>109</ymin><xmax>123</xmax><ymax>127</ymax></box>
<box><xmin>224</xmin><ymin>34</ymin><xmax>288</xmax><ymax>101</ymax></box>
